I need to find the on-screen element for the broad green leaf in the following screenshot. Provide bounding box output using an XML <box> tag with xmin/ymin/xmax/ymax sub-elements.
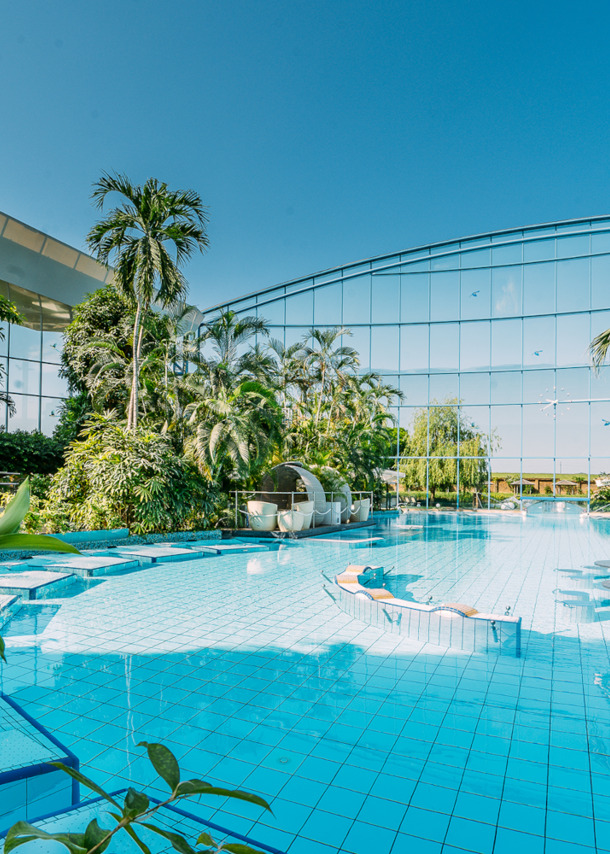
<box><xmin>0</xmin><ymin>634</ymin><xmax>5</xmax><ymax>663</ymax></box>
<box><xmin>51</xmin><ymin>762</ymin><xmax>121</xmax><ymax>807</ymax></box>
<box><xmin>195</xmin><ymin>831</ymin><xmax>216</xmax><ymax>847</ymax></box>
<box><xmin>191</xmin><ymin>787</ymin><xmax>271</xmax><ymax>812</ymax></box>
<box><xmin>221</xmin><ymin>844</ymin><xmax>269</xmax><ymax>854</ymax></box>
<box><xmin>122</xmin><ymin>823</ymin><xmax>153</xmax><ymax>854</ymax></box>
<box><xmin>139</xmin><ymin>823</ymin><xmax>196</xmax><ymax>854</ymax></box>
<box><xmin>138</xmin><ymin>742</ymin><xmax>180</xmax><ymax>792</ymax></box>
<box><xmin>4</xmin><ymin>821</ymin><xmax>87</xmax><ymax>854</ymax></box>
<box><xmin>175</xmin><ymin>778</ymin><xmax>212</xmax><ymax>796</ymax></box>
<box><xmin>0</xmin><ymin>480</ymin><xmax>30</xmax><ymax>535</ymax></box>
<box><xmin>123</xmin><ymin>786</ymin><xmax>150</xmax><ymax>817</ymax></box>
<box><xmin>83</xmin><ymin>818</ymin><xmax>113</xmax><ymax>853</ymax></box>
<box><xmin>0</xmin><ymin>533</ymin><xmax>80</xmax><ymax>553</ymax></box>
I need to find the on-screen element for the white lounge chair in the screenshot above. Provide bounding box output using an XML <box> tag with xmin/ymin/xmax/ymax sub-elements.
<box><xmin>277</xmin><ymin>508</ymin><xmax>305</xmax><ymax>532</ymax></box>
<box><xmin>247</xmin><ymin>500</ymin><xmax>278</xmax><ymax>532</ymax></box>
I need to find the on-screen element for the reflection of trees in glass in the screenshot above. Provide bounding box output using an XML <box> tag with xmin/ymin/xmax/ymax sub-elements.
<box><xmin>400</xmin><ymin>399</ymin><xmax>497</xmax><ymax>499</ymax></box>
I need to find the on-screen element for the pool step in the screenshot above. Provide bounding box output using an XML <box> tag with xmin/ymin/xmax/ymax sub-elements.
<box><xmin>43</xmin><ymin>555</ymin><xmax>141</xmax><ymax>577</ymax></box>
<box><xmin>0</xmin><ymin>571</ymin><xmax>75</xmax><ymax>601</ymax></box>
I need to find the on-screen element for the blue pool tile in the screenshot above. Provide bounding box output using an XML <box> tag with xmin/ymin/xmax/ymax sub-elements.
<box><xmin>317</xmin><ymin>785</ymin><xmax>366</xmax><ymax>819</ymax></box>
<box><xmin>357</xmin><ymin>795</ymin><xmax>406</xmax><ymax>830</ymax></box>
<box><xmin>498</xmin><ymin>801</ymin><xmax>546</xmax><ymax>836</ymax></box>
<box><xmin>546</xmin><ymin>811</ymin><xmax>595</xmax><ymax>848</ymax></box>
<box><xmin>390</xmin><ymin>832</ymin><xmax>442</xmax><ymax>853</ymax></box>
<box><xmin>280</xmin><ymin>775</ymin><xmax>326</xmax><ymax>807</ymax></box>
<box><xmin>298</xmin><ymin>756</ymin><xmax>341</xmax><ymax>784</ymax></box>
<box><xmin>493</xmin><ymin>826</ymin><xmax>545</xmax><ymax>854</ymax></box>
<box><xmin>341</xmin><ymin>820</ymin><xmax>395</xmax><ymax>854</ymax></box>
<box><xmin>299</xmin><ymin>809</ymin><xmax>352</xmax><ymax>849</ymax></box>
<box><xmin>545</xmin><ymin>841</ymin><xmax>596</xmax><ymax>854</ymax></box>
<box><xmin>400</xmin><ymin>806</ymin><xmax>450</xmax><ymax>843</ymax></box>
<box><xmin>410</xmin><ymin>782</ymin><xmax>457</xmax><ymax>814</ymax></box>
<box><xmin>444</xmin><ymin>816</ymin><xmax>496</xmax><ymax>854</ymax></box>
<box><xmin>332</xmin><ymin>764</ymin><xmax>378</xmax><ymax>793</ymax></box>
<box><xmin>453</xmin><ymin>791</ymin><xmax>500</xmax><ymax>825</ymax></box>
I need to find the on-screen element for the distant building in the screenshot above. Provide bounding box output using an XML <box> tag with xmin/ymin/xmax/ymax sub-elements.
<box><xmin>201</xmin><ymin>216</ymin><xmax>610</xmax><ymax>504</ymax></box>
<box><xmin>0</xmin><ymin>212</ymin><xmax>111</xmax><ymax>434</ymax></box>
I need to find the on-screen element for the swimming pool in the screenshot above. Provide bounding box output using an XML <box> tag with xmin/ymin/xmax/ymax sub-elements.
<box><xmin>2</xmin><ymin>512</ymin><xmax>610</xmax><ymax>853</ymax></box>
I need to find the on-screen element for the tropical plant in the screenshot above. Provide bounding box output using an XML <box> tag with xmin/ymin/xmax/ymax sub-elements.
<box><xmin>45</xmin><ymin>415</ymin><xmax>216</xmax><ymax>534</ymax></box>
<box><xmin>590</xmin><ymin>328</ymin><xmax>610</xmax><ymax>370</ymax></box>
<box><xmin>5</xmin><ymin>741</ymin><xmax>271</xmax><ymax>854</ymax></box>
<box><xmin>87</xmin><ymin>173</ymin><xmax>209</xmax><ymax>431</ymax></box>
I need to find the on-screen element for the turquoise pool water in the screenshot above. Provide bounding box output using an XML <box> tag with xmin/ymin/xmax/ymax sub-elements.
<box><xmin>2</xmin><ymin>512</ymin><xmax>610</xmax><ymax>853</ymax></box>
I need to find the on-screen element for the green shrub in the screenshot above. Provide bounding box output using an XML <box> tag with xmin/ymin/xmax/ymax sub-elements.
<box><xmin>44</xmin><ymin>416</ymin><xmax>218</xmax><ymax>534</ymax></box>
<box><xmin>0</xmin><ymin>430</ymin><xmax>66</xmax><ymax>475</ymax></box>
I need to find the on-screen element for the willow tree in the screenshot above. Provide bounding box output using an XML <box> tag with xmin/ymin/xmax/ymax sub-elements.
<box><xmin>87</xmin><ymin>173</ymin><xmax>209</xmax><ymax>430</ymax></box>
<box><xmin>401</xmin><ymin>400</ymin><xmax>492</xmax><ymax>500</ymax></box>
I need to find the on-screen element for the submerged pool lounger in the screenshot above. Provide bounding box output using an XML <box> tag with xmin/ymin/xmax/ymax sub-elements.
<box><xmin>335</xmin><ymin>564</ymin><xmax>522</xmax><ymax>657</ymax></box>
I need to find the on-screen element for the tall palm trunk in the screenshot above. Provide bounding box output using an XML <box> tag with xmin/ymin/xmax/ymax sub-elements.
<box><xmin>128</xmin><ymin>302</ymin><xmax>143</xmax><ymax>431</ymax></box>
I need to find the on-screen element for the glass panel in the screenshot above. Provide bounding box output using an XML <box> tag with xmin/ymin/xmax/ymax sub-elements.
<box><xmin>0</xmin><ymin>324</ymin><xmax>7</xmax><ymax>357</ymax></box>
<box><xmin>258</xmin><ymin>299</ymin><xmax>285</xmax><ymax>325</ymax></box>
<box><xmin>41</xmin><ymin>363</ymin><xmax>69</xmax><ymax>398</ymax></box>
<box><xmin>590</xmin><ymin>310</ymin><xmax>610</xmax><ymax>342</ymax></box>
<box><xmin>523</xmin><ymin>316</ymin><xmax>555</xmax><ymax>368</ymax></box>
<box><xmin>429</xmin><ymin>323</ymin><xmax>458</xmax><ymax>371</ymax></box>
<box><xmin>556</xmin><ymin>367</ymin><xmax>589</xmax><ymax>402</ymax></box>
<box><xmin>371</xmin><ymin>325</ymin><xmax>398</xmax><ymax>372</ymax></box>
<box><xmin>8</xmin><ymin>284</ymin><xmax>42</xmax><ymax>328</ymax></box>
<box><xmin>9</xmin><ymin>394</ymin><xmax>39</xmax><ymax>431</ymax></box>
<box><xmin>492</xmin><ymin>266</ymin><xmax>522</xmax><ymax>317</ymax></box>
<box><xmin>522</xmin><ymin>404</ymin><xmax>554</xmax><ymax>457</ymax></box>
<box><xmin>460</xmin><ymin>406</ymin><xmax>490</xmax><ymax>456</ymax></box>
<box><xmin>489</xmin><ymin>461</ymin><xmax>520</xmax><ymax>500</ymax></box>
<box><xmin>266</xmin><ymin>326</ymin><xmax>284</xmax><ymax>346</ymax></box>
<box><xmin>555</xmin><ymin>403</ymin><xmax>589</xmax><ymax>458</ymax></box>
<box><xmin>9</xmin><ymin>324</ymin><xmax>41</xmax><ymax>361</ymax></box>
<box><xmin>399</xmin><ymin>406</ymin><xmax>422</xmax><ymax>434</ymax></box>
<box><xmin>523</xmin><ymin>262</ymin><xmax>555</xmax><ymax>315</ymax></box>
<box><xmin>401</xmin><ymin>273</ymin><xmax>429</xmax><ymax>322</ymax></box>
<box><xmin>591</xmin><ymin>366</ymin><xmax>610</xmax><ymax>401</ymax></box>
<box><xmin>460</xmin><ymin>372</ymin><xmax>490</xmax><ymax>405</ymax></box>
<box><xmin>460</xmin><ymin>249</ymin><xmax>490</xmax><ymax>269</ymax></box>
<box><xmin>522</xmin><ymin>369</ymin><xmax>555</xmax><ymax>404</ymax></box>
<box><xmin>284</xmin><ymin>327</ymin><xmax>309</xmax><ymax>348</ymax></box>
<box><xmin>430</xmin><ymin>271</ymin><xmax>459</xmax><ymax>321</ymax></box>
<box><xmin>313</xmin><ymin>284</ymin><xmax>342</xmax><ymax>325</ymax></box>
<box><xmin>491</xmin><ymin>319</ymin><xmax>522</xmax><ymax>369</ymax></box>
<box><xmin>591</xmin><ymin>256</ymin><xmax>610</xmax><ymax>310</ymax></box>
<box><xmin>42</xmin><ymin>331</ymin><xmax>63</xmax><ymax>364</ymax></box>
<box><xmin>592</xmin><ymin>458</ymin><xmax>610</xmax><ymax>488</ymax></box>
<box><xmin>591</xmin><ymin>232</ymin><xmax>610</xmax><ymax>255</ymax></box>
<box><xmin>556</xmin><ymin>234</ymin><xmax>590</xmax><ymax>259</ymax></box>
<box><xmin>40</xmin><ymin>397</ymin><xmax>63</xmax><ymax>436</ymax></box>
<box><xmin>429</xmin><ymin>373</ymin><xmax>458</xmax><ymax>400</ymax></box>
<box><xmin>556</xmin><ymin>259</ymin><xmax>590</xmax><ymax>313</ymax></box>
<box><xmin>343</xmin><ymin>274</ymin><xmax>371</xmax><ymax>324</ymax></box>
<box><xmin>460</xmin><ymin>268</ymin><xmax>491</xmax><ymax>320</ymax></box>
<box><xmin>285</xmin><ymin>290</ymin><xmax>313</xmax><ymax>326</ymax></box>
<box><xmin>400</xmin><ymin>374</ymin><xmax>428</xmax><ymax>406</ymax></box>
<box><xmin>428</xmin><ymin>406</ymin><xmax>458</xmax><ymax>456</ymax></box>
<box><xmin>491</xmin><ymin>405</ymin><xmax>521</xmax><ymax>457</ymax></box>
<box><xmin>556</xmin><ymin>313</ymin><xmax>591</xmax><ymax>367</ymax></box>
<box><xmin>431</xmin><ymin>254</ymin><xmax>456</xmax><ymax>271</ymax></box>
<box><xmin>372</xmin><ymin>275</ymin><xmax>399</xmax><ymax>323</ymax></box>
<box><xmin>9</xmin><ymin>359</ymin><xmax>40</xmax><ymax>395</ymax></box>
<box><xmin>491</xmin><ymin>243</ymin><xmax>522</xmax><ymax>265</ymax></box>
<box><xmin>349</xmin><ymin>326</ymin><xmax>370</xmax><ymax>369</ymax></box>
<box><xmin>490</xmin><ymin>371</ymin><xmax>521</xmax><ymax>405</ymax></box>
<box><xmin>523</xmin><ymin>238</ymin><xmax>555</xmax><ymax>262</ymax></box>
<box><xmin>400</xmin><ymin>325</ymin><xmax>429</xmax><ymax>372</ymax></box>
<box><xmin>591</xmin><ymin>403</ymin><xmax>610</xmax><ymax>455</ymax></box>
<box><xmin>0</xmin><ymin>402</ymin><xmax>6</xmax><ymax>433</ymax></box>
<box><xmin>460</xmin><ymin>320</ymin><xmax>490</xmax><ymax>371</ymax></box>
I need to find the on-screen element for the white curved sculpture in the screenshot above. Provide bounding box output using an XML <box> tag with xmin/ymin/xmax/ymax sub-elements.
<box><xmin>278</xmin><ymin>509</ymin><xmax>305</xmax><ymax>533</ymax></box>
<box><xmin>293</xmin><ymin>500</ymin><xmax>314</xmax><ymax>529</ymax></box>
<box><xmin>350</xmin><ymin>497</ymin><xmax>371</xmax><ymax>523</ymax></box>
<box><xmin>247</xmin><ymin>500</ymin><xmax>278</xmax><ymax>532</ymax></box>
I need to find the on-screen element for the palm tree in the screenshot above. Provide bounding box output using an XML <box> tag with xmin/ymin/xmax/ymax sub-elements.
<box><xmin>302</xmin><ymin>326</ymin><xmax>359</xmax><ymax>425</ymax></box>
<box><xmin>590</xmin><ymin>328</ymin><xmax>610</xmax><ymax>370</ymax></box>
<box><xmin>198</xmin><ymin>309</ymin><xmax>268</xmax><ymax>392</ymax></box>
<box><xmin>87</xmin><ymin>173</ymin><xmax>209</xmax><ymax>430</ymax></box>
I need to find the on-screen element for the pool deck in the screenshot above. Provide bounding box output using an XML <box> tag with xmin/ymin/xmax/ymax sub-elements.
<box><xmin>234</xmin><ymin>520</ymin><xmax>375</xmax><ymax>539</ymax></box>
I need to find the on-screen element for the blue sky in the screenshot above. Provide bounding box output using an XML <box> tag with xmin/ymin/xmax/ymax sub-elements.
<box><xmin>2</xmin><ymin>0</ymin><xmax>610</xmax><ymax>308</ymax></box>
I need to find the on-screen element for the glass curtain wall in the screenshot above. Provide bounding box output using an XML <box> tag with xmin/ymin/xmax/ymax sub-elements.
<box><xmin>0</xmin><ymin>280</ymin><xmax>70</xmax><ymax>435</ymax></box>
<box><xmin>202</xmin><ymin>218</ymin><xmax>610</xmax><ymax>508</ymax></box>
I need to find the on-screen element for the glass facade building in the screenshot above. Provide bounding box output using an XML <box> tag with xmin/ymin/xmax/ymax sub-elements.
<box><xmin>201</xmin><ymin>216</ymin><xmax>610</xmax><ymax>507</ymax></box>
<box><xmin>0</xmin><ymin>212</ymin><xmax>112</xmax><ymax>435</ymax></box>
